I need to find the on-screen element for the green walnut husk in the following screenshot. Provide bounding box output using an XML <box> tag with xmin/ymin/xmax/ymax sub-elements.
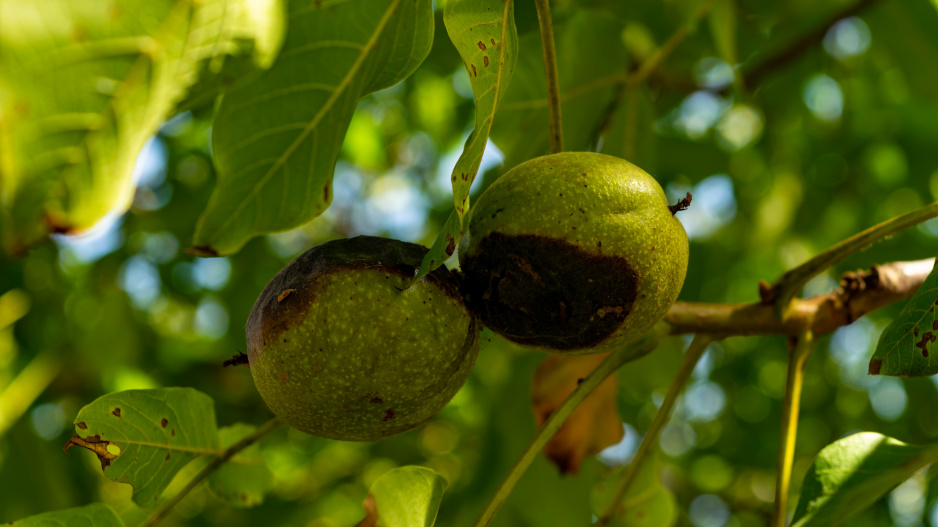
<box><xmin>460</xmin><ymin>152</ymin><xmax>689</xmax><ymax>354</ymax></box>
<box><xmin>247</xmin><ymin>236</ymin><xmax>480</xmax><ymax>441</ymax></box>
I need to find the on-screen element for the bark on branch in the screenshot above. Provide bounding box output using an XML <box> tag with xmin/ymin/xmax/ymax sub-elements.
<box><xmin>666</xmin><ymin>258</ymin><xmax>935</xmax><ymax>337</ymax></box>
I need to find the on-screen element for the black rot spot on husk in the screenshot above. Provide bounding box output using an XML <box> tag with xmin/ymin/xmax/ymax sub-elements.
<box><xmin>461</xmin><ymin>233</ymin><xmax>637</xmax><ymax>350</ymax></box>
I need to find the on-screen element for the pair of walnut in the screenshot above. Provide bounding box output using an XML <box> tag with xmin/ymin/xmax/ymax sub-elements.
<box><xmin>245</xmin><ymin>153</ymin><xmax>690</xmax><ymax>441</ymax></box>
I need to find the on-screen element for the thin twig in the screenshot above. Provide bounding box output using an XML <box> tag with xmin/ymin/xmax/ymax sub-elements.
<box><xmin>773</xmin><ymin>331</ymin><xmax>816</xmax><ymax>527</ymax></box>
<box><xmin>766</xmin><ymin>201</ymin><xmax>938</xmax><ymax>321</ymax></box>
<box><xmin>596</xmin><ymin>335</ymin><xmax>713</xmax><ymax>527</ymax></box>
<box><xmin>140</xmin><ymin>417</ymin><xmax>283</xmax><ymax>527</ymax></box>
<box><xmin>666</xmin><ymin>258</ymin><xmax>935</xmax><ymax>336</ymax></box>
<box><xmin>471</xmin><ymin>325</ymin><xmax>669</xmax><ymax>527</ymax></box>
<box><xmin>534</xmin><ymin>0</ymin><xmax>563</xmax><ymax>153</ymax></box>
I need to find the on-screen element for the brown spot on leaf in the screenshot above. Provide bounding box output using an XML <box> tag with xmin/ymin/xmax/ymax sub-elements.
<box><xmin>532</xmin><ymin>353</ymin><xmax>623</xmax><ymax>474</ymax></box>
<box><xmin>64</xmin><ymin>435</ymin><xmax>119</xmax><ymax>470</ymax></box>
<box><xmin>445</xmin><ymin>235</ymin><xmax>456</xmax><ymax>257</ymax></box>
<box><xmin>383</xmin><ymin>409</ymin><xmax>396</xmax><ymax>421</ymax></box>
<box><xmin>165</xmin><ymin>452</ymin><xmax>171</xmax><ymax>461</ymax></box>
<box><xmin>477</xmin><ymin>41</ymin><xmax>486</xmax><ymax>50</ymax></box>
<box><xmin>933</xmin><ymin>320</ymin><xmax>938</xmax><ymax>331</ymax></box>
<box><xmin>171</xmin><ymin>429</ymin><xmax>176</xmax><ymax>437</ymax></box>
<box><xmin>161</xmin><ymin>418</ymin><xmax>168</xmax><ymax>429</ymax></box>
<box><xmin>490</xmin><ymin>38</ymin><xmax>496</xmax><ymax>45</ymax></box>
<box><xmin>471</xmin><ymin>64</ymin><xmax>477</xmax><ymax>76</ymax></box>
<box><xmin>484</xmin><ymin>56</ymin><xmax>490</xmax><ymax>67</ymax></box>
<box><xmin>869</xmin><ymin>359</ymin><xmax>882</xmax><ymax>375</ymax></box>
<box><xmin>915</xmin><ymin>332</ymin><xmax>936</xmax><ymax>357</ymax></box>
<box><xmin>278</xmin><ymin>289</ymin><xmax>294</xmax><ymax>302</ymax></box>
<box><xmin>76</xmin><ymin>422</ymin><xmax>87</xmax><ymax>430</ymax></box>
<box><xmin>324</xmin><ymin>185</ymin><xmax>330</xmax><ymax>202</ymax></box>
<box><xmin>915</xmin><ymin>328</ymin><xmax>920</xmax><ymax>337</ymax></box>
<box><xmin>112</xmin><ymin>408</ymin><xmax>121</xmax><ymax>418</ymax></box>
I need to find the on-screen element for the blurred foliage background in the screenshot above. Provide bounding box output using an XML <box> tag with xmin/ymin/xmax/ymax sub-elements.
<box><xmin>3</xmin><ymin>0</ymin><xmax>938</xmax><ymax>525</ymax></box>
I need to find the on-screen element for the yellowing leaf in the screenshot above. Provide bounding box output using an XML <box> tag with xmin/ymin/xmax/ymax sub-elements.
<box><xmin>0</xmin><ymin>0</ymin><xmax>284</xmax><ymax>252</ymax></box>
<box><xmin>532</xmin><ymin>353</ymin><xmax>624</xmax><ymax>474</ymax></box>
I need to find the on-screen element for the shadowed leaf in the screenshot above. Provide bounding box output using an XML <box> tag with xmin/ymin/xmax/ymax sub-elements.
<box><xmin>869</xmin><ymin>259</ymin><xmax>938</xmax><ymax>376</ymax></box>
<box><xmin>9</xmin><ymin>503</ymin><xmax>125</xmax><ymax>527</ymax></box>
<box><xmin>532</xmin><ymin>353</ymin><xmax>624</xmax><ymax>474</ymax></box>
<box><xmin>791</xmin><ymin>432</ymin><xmax>938</xmax><ymax>527</ymax></box>
<box><xmin>65</xmin><ymin>388</ymin><xmax>219</xmax><ymax>510</ymax></box>
<box><xmin>192</xmin><ymin>0</ymin><xmax>434</xmax><ymax>255</ymax></box>
<box><xmin>356</xmin><ymin>466</ymin><xmax>447</xmax><ymax>527</ymax></box>
<box><xmin>207</xmin><ymin>423</ymin><xmax>274</xmax><ymax>507</ymax></box>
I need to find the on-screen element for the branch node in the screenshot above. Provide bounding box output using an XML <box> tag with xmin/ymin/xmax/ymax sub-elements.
<box><xmin>223</xmin><ymin>351</ymin><xmax>249</xmax><ymax>368</ymax></box>
<box><xmin>668</xmin><ymin>192</ymin><xmax>692</xmax><ymax>215</ymax></box>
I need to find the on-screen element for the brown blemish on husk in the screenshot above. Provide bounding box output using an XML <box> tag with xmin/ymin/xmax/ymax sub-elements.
<box><xmin>461</xmin><ymin>233</ymin><xmax>638</xmax><ymax>350</ymax></box>
<box><xmin>246</xmin><ymin>237</ymin><xmax>466</xmax><ymax>360</ymax></box>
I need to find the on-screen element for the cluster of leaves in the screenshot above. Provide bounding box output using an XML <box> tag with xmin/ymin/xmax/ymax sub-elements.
<box><xmin>4</xmin><ymin>0</ymin><xmax>938</xmax><ymax>526</ymax></box>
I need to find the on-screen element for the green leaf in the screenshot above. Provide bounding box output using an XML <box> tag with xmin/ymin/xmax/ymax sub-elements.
<box><xmin>791</xmin><ymin>432</ymin><xmax>938</xmax><ymax>527</ymax></box>
<box><xmin>208</xmin><ymin>423</ymin><xmax>274</xmax><ymax>507</ymax></box>
<box><xmin>9</xmin><ymin>503</ymin><xmax>125</xmax><ymax>527</ymax></box>
<box><xmin>490</xmin><ymin>10</ymin><xmax>626</xmax><ymax>170</ymax></box>
<box><xmin>442</xmin><ymin>0</ymin><xmax>518</xmax><ymax>222</ymax></box>
<box><xmin>191</xmin><ymin>0</ymin><xmax>434</xmax><ymax>256</ymax></box>
<box><xmin>0</xmin><ymin>0</ymin><xmax>281</xmax><ymax>252</ymax></box>
<box><xmin>869</xmin><ymin>259</ymin><xmax>938</xmax><ymax>376</ymax></box>
<box><xmin>357</xmin><ymin>466</ymin><xmax>448</xmax><ymax>527</ymax></box>
<box><xmin>65</xmin><ymin>388</ymin><xmax>219</xmax><ymax>510</ymax></box>
<box><xmin>592</xmin><ymin>457</ymin><xmax>677</xmax><ymax>527</ymax></box>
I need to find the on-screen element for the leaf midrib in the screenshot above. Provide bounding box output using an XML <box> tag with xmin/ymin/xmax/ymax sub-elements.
<box><xmin>204</xmin><ymin>0</ymin><xmax>403</xmax><ymax>243</ymax></box>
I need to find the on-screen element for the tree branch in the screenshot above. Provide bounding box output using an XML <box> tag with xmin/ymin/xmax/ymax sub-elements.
<box><xmin>765</xmin><ymin>202</ymin><xmax>938</xmax><ymax>320</ymax></box>
<box><xmin>140</xmin><ymin>417</ymin><xmax>283</xmax><ymax>527</ymax></box>
<box><xmin>534</xmin><ymin>0</ymin><xmax>563</xmax><ymax>154</ymax></box>
<box><xmin>665</xmin><ymin>258</ymin><xmax>936</xmax><ymax>337</ymax></box>
<box><xmin>743</xmin><ymin>0</ymin><xmax>883</xmax><ymax>89</ymax></box>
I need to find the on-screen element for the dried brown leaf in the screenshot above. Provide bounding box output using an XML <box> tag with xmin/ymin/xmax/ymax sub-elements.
<box><xmin>531</xmin><ymin>353</ymin><xmax>624</xmax><ymax>474</ymax></box>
